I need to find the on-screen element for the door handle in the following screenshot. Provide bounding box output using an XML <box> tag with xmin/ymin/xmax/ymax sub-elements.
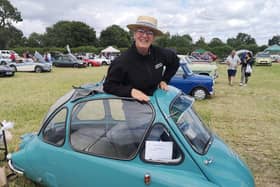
<box><xmin>204</xmin><ymin>157</ymin><xmax>214</xmax><ymax>165</ymax></box>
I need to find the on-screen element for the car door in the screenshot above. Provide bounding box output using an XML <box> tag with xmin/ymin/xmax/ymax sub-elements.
<box><xmin>161</xmin><ymin>94</ymin><xmax>254</xmax><ymax>187</ymax></box>
<box><xmin>170</xmin><ymin>68</ymin><xmax>192</xmax><ymax>94</ymax></box>
<box><xmin>14</xmin><ymin>61</ymin><xmax>26</xmax><ymax>71</ymax></box>
<box><xmin>24</xmin><ymin>60</ymin><xmax>35</xmax><ymax>71</ymax></box>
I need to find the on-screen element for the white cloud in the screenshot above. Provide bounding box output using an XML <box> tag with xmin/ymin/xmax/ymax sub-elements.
<box><xmin>9</xmin><ymin>0</ymin><xmax>280</xmax><ymax>45</ymax></box>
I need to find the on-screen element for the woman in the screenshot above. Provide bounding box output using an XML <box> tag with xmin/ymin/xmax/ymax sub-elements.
<box><xmin>103</xmin><ymin>16</ymin><xmax>179</xmax><ymax>101</ymax></box>
<box><xmin>240</xmin><ymin>52</ymin><xmax>253</xmax><ymax>86</ymax></box>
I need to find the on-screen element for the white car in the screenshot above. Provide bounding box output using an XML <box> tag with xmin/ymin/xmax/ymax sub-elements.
<box><xmin>178</xmin><ymin>55</ymin><xmax>219</xmax><ymax>80</ymax></box>
<box><xmin>0</xmin><ymin>56</ymin><xmax>11</xmax><ymax>65</ymax></box>
<box><xmin>270</xmin><ymin>54</ymin><xmax>280</xmax><ymax>63</ymax></box>
<box><xmin>8</xmin><ymin>59</ymin><xmax>52</xmax><ymax>73</ymax></box>
<box><xmin>94</xmin><ymin>57</ymin><xmax>111</xmax><ymax>65</ymax></box>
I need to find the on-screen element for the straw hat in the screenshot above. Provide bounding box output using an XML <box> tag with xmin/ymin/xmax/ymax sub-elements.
<box><xmin>127</xmin><ymin>16</ymin><xmax>163</xmax><ymax>36</ymax></box>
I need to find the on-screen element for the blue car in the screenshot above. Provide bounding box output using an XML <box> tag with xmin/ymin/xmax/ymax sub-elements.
<box><xmin>170</xmin><ymin>62</ymin><xmax>214</xmax><ymax>100</ymax></box>
<box><xmin>8</xmin><ymin>83</ymin><xmax>254</xmax><ymax>187</ymax></box>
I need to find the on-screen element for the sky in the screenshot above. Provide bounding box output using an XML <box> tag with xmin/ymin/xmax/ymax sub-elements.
<box><xmin>9</xmin><ymin>0</ymin><xmax>280</xmax><ymax>46</ymax></box>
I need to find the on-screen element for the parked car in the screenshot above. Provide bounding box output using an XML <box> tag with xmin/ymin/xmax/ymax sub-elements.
<box><xmin>94</xmin><ymin>57</ymin><xmax>111</xmax><ymax>65</ymax></box>
<box><xmin>83</xmin><ymin>58</ymin><xmax>101</xmax><ymax>67</ymax></box>
<box><xmin>179</xmin><ymin>55</ymin><xmax>218</xmax><ymax>80</ymax></box>
<box><xmin>8</xmin><ymin>82</ymin><xmax>254</xmax><ymax>187</ymax></box>
<box><xmin>270</xmin><ymin>54</ymin><xmax>280</xmax><ymax>63</ymax></box>
<box><xmin>169</xmin><ymin>62</ymin><xmax>214</xmax><ymax>100</ymax></box>
<box><xmin>8</xmin><ymin>59</ymin><xmax>52</xmax><ymax>73</ymax></box>
<box><xmin>0</xmin><ymin>56</ymin><xmax>12</xmax><ymax>65</ymax></box>
<box><xmin>52</xmin><ymin>54</ymin><xmax>87</xmax><ymax>68</ymax></box>
<box><xmin>0</xmin><ymin>50</ymin><xmax>18</xmax><ymax>58</ymax></box>
<box><xmin>0</xmin><ymin>64</ymin><xmax>15</xmax><ymax>77</ymax></box>
<box><xmin>255</xmin><ymin>52</ymin><xmax>272</xmax><ymax>66</ymax></box>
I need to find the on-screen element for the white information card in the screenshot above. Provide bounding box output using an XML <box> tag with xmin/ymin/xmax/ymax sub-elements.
<box><xmin>145</xmin><ymin>141</ymin><xmax>173</xmax><ymax>161</ymax></box>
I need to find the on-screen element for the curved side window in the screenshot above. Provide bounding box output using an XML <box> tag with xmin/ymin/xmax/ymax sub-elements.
<box><xmin>70</xmin><ymin>99</ymin><xmax>154</xmax><ymax>160</ymax></box>
<box><xmin>170</xmin><ymin>94</ymin><xmax>211</xmax><ymax>155</ymax></box>
<box><xmin>141</xmin><ymin>124</ymin><xmax>183</xmax><ymax>164</ymax></box>
<box><xmin>42</xmin><ymin>108</ymin><xmax>67</xmax><ymax>146</ymax></box>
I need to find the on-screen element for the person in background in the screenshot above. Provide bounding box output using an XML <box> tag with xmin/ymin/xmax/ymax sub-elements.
<box><xmin>103</xmin><ymin>15</ymin><xmax>179</xmax><ymax>102</ymax></box>
<box><xmin>226</xmin><ymin>50</ymin><xmax>241</xmax><ymax>86</ymax></box>
<box><xmin>240</xmin><ymin>52</ymin><xmax>253</xmax><ymax>86</ymax></box>
<box><xmin>47</xmin><ymin>52</ymin><xmax>52</xmax><ymax>63</ymax></box>
<box><xmin>10</xmin><ymin>52</ymin><xmax>16</xmax><ymax>62</ymax></box>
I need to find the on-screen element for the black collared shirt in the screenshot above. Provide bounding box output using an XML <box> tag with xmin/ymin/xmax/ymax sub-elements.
<box><xmin>103</xmin><ymin>43</ymin><xmax>179</xmax><ymax>97</ymax></box>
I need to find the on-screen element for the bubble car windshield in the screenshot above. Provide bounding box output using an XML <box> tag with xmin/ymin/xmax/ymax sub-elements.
<box><xmin>170</xmin><ymin>94</ymin><xmax>211</xmax><ymax>154</ymax></box>
<box><xmin>41</xmin><ymin>89</ymin><xmax>75</xmax><ymax>125</ymax></box>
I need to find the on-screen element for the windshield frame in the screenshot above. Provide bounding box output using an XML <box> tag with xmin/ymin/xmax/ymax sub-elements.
<box><xmin>169</xmin><ymin>93</ymin><xmax>212</xmax><ymax>155</ymax></box>
<box><xmin>180</xmin><ymin>62</ymin><xmax>193</xmax><ymax>76</ymax></box>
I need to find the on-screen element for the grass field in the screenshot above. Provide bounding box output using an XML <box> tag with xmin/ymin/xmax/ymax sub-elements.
<box><xmin>0</xmin><ymin>64</ymin><xmax>279</xmax><ymax>187</ymax></box>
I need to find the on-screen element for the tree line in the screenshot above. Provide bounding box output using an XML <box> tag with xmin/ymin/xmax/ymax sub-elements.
<box><xmin>1</xmin><ymin>0</ymin><xmax>280</xmax><ymax>58</ymax></box>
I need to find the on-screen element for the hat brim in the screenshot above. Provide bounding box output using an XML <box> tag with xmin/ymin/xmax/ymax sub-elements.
<box><xmin>127</xmin><ymin>24</ymin><xmax>163</xmax><ymax>36</ymax></box>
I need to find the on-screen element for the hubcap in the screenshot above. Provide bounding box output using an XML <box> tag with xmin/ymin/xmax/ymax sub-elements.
<box><xmin>194</xmin><ymin>89</ymin><xmax>206</xmax><ymax>100</ymax></box>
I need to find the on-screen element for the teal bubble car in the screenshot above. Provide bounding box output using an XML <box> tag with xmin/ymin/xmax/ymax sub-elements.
<box><xmin>8</xmin><ymin>83</ymin><xmax>255</xmax><ymax>187</ymax></box>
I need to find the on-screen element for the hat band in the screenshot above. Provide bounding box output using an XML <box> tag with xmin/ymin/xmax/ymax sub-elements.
<box><xmin>136</xmin><ymin>21</ymin><xmax>157</xmax><ymax>29</ymax></box>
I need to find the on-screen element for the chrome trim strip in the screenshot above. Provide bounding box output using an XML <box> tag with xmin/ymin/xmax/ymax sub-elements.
<box><xmin>8</xmin><ymin>160</ymin><xmax>24</xmax><ymax>175</ymax></box>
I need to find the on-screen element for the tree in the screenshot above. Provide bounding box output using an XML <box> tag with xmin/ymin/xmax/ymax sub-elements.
<box><xmin>168</xmin><ymin>34</ymin><xmax>192</xmax><ymax>48</ymax></box>
<box><xmin>236</xmin><ymin>33</ymin><xmax>256</xmax><ymax>45</ymax></box>
<box><xmin>99</xmin><ymin>25</ymin><xmax>131</xmax><ymax>48</ymax></box>
<box><xmin>26</xmin><ymin>32</ymin><xmax>44</xmax><ymax>47</ymax></box>
<box><xmin>0</xmin><ymin>0</ymin><xmax>22</xmax><ymax>28</ymax></box>
<box><xmin>154</xmin><ymin>32</ymin><xmax>170</xmax><ymax>47</ymax></box>
<box><xmin>43</xmin><ymin>21</ymin><xmax>97</xmax><ymax>47</ymax></box>
<box><xmin>227</xmin><ymin>33</ymin><xmax>256</xmax><ymax>48</ymax></box>
<box><xmin>195</xmin><ymin>37</ymin><xmax>207</xmax><ymax>49</ymax></box>
<box><xmin>0</xmin><ymin>26</ymin><xmax>24</xmax><ymax>48</ymax></box>
<box><xmin>0</xmin><ymin>0</ymin><xmax>23</xmax><ymax>48</ymax></box>
<box><xmin>268</xmin><ymin>35</ymin><xmax>280</xmax><ymax>46</ymax></box>
<box><xmin>209</xmin><ymin>37</ymin><xmax>224</xmax><ymax>48</ymax></box>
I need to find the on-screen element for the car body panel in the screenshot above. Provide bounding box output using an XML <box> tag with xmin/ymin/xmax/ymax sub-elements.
<box><xmin>178</xmin><ymin>55</ymin><xmax>218</xmax><ymax>80</ymax></box>
<box><xmin>169</xmin><ymin>63</ymin><xmax>214</xmax><ymax>99</ymax></box>
<box><xmin>0</xmin><ymin>65</ymin><xmax>15</xmax><ymax>76</ymax></box>
<box><xmin>93</xmin><ymin>57</ymin><xmax>111</xmax><ymax>65</ymax></box>
<box><xmin>255</xmin><ymin>53</ymin><xmax>272</xmax><ymax>66</ymax></box>
<box><xmin>8</xmin><ymin>59</ymin><xmax>52</xmax><ymax>72</ymax></box>
<box><xmin>0</xmin><ymin>56</ymin><xmax>12</xmax><ymax>65</ymax></box>
<box><xmin>155</xmin><ymin>89</ymin><xmax>255</xmax><ymax>187</ymax></box>
<box><xmin>83</xmin><ymin>58</ymin><xmax>101</xmax><ymax>67</ymax></box>
<box><xmin>52</xmin><ymin>54</ymin><xmax>87</xmax><ymax>68</ymax></box>
<box><xmin>9</xmin><ymin>84</ymin><xmax>254</xmax><ymax>187</ymax></box>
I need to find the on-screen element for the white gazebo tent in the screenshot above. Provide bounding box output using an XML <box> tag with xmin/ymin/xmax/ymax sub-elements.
<box><xmin>101</xmin><ymin>46</ymin><xmax>120</xmax><ymax>53</ymax></box>
<box><xmin>101</xmin><ymin>46</ymin><xmax>120</xmax><ymax>60</ymax></box>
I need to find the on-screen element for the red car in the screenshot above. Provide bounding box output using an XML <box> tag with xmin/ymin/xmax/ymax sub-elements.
<box><xmin>83</xmin><ymin>58</ymin><xmax>101</xmax><ymax>67</ymax></box>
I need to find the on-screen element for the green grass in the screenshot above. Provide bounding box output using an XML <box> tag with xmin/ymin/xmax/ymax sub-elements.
<box><xmin>0</xmin><ymin>64</ymin><xmax>280</xmax><ymax>187</ymax></box>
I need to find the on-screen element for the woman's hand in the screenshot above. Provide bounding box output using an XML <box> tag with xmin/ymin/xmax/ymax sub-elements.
<box><xmin>131</xmin><ymin>88</ymin><xmax>150</xmax><ymax>102</ymax></box>
<box><xmin>159</xmin><ymin>81</ymin><xmax>169</xmax><ymax>91</ymax></box>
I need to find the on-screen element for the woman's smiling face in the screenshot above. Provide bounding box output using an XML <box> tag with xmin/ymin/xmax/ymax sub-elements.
<box><xmin>134</xmin><ymin>28</ymin><xmax>155</xmax><ymax>55</ymax></box>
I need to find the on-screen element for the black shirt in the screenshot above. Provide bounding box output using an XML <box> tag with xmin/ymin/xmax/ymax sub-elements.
<box><xmin>103</xmin><ymin>43</ymin><xmax>179</xmax><ymax>97</ymax></box>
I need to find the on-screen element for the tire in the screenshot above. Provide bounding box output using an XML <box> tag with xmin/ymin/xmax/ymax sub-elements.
<box><xmin>102</xmin><ymin>61</ymin><xmax>107</xmax><ymax>65</ymax></box>
<box><xmin>35</xmin><ymin>66</ymin><xmax>42</xmax><ymax>73</ymax></box>
<box><xmin>10</xmin><ymin>65</ymin><xmax>17</xmax><ymax>72</ymax></box>
<box><xmin>192</xmin><ymin>87</ymin><xmax>207</xmax><ymax>100</ymax></box>
<box><xmin>88</xmin><ymin>63</ymin><xmax>92</xmax><ymax>67</ymax></box>
<box><xmin>73</xmin><ymin>63</ymin><xmax>79</xmax><ymax>68</ymax></box>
